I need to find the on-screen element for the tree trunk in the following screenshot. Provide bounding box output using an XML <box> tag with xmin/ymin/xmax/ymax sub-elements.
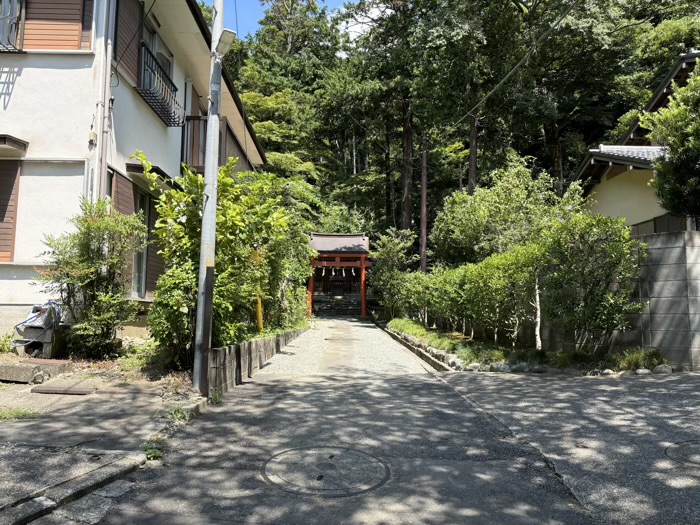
<box><xmin>459</xmin><ymin>162</ymin><xmax>463</xmax><ymax>191</ymax></box>
<box><xmin>535</xmin><ymin>275</ymin><xmax>542</xmax><ymax>352</ymax></box>
<box><xmin>385</xmin><ymin>113</ymin><xmax>393</xmax><ymax>228</ymax></box>
<box><xmin>352</xmin><ymin>132</ymin><xmax>357</xmax><ymax>175</ymax></box>
<box><xmin>468</xmin><ymin>115</ymin><xmax>479</xmax><ymax>195</ymax></box>
<box><xmin>420</xmin><ymin>136</ymin><xmax>428</xmax><ymax>272</ymax></box>
<box><xmin>401</xmin><ymin>97</ymin><xmax>413</xmax><ymax>230</ymax></box>
<box><xmin>547</xmin><ymin>121</ymin><xmax>564</xmax><ymax>195</ymax></box>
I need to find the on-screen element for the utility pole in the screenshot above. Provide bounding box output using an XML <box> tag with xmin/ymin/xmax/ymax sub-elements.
<box><xmin>420</xmin><ymin>137</ymin><xmax>428</xmax><ymax>273</ymax></box>
<box><xmin>193</xmin><ymin>1</ymin><xmax>235</xmax><ymax>396</ymax></box>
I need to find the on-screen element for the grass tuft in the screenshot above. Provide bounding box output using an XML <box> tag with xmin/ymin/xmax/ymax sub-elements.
<box><xmin>388</xmin><ymin>318</ymin><xmax>510</xmax><ymax>364</ymax></box>
<box><xmin>612</xmin><ymin>347</ymin><xmax>667</xmax><ymax>371</ymax></box>
<box><xmin>0</xmin><ymin>407</ymin><xmax>40</xmax><ymax>420</ymax></box>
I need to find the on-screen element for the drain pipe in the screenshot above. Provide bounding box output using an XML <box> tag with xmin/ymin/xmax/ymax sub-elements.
<box><xmin>98</xmin><ymin>0</ymin><xmax>117</xmax><ymax>200</ymax></box>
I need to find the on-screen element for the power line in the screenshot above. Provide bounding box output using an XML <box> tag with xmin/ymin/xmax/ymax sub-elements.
<box><xmin>232</xmin><ymin>0</ymin><xmax>252</xmax><ymax>170</ymax></box>
<box><xmin>447</xmin><ymin>0</ymin><xmax>582</xmax><ymax>133</ymax></box>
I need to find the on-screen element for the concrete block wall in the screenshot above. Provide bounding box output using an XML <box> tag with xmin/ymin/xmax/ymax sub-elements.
<box><xmin>539</xmin><ymin>231</ymin><xmax>700</xmax><ymax>368</ymax></box>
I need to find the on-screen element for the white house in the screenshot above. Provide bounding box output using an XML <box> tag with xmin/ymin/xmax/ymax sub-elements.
<box><xmin>0</xmin><ymin>0</ymin><xmax>266</xmax><ymax>334</ymax></box>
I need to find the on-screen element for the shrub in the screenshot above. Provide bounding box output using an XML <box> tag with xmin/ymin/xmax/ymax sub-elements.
<box><xmin>542</xmin><ymin>213</ymin><xmax>644</xmax><ymax>337</ymax></box>
<box><xmin>613</xmin><ymin>347</ymin><xmax>667</xmax><ymax>371</ymax></box>
<box><xmin>135</xmin><ymin>153</ymin><xmax>314</xmax><ymax>365</ymax></box>
<box><xmin>0</xmin><ymin>333</ymin><xmax>12</xmax><ymax>353</ymax></box>
<box><xmin>40</xmin><ymin>199</ymin><xmax>147</xmax><ymax>358</ymax></box>
<box><xmin>370</xmin><ymin>228</ymin><xmax>417</xmax><ymax>319</ymax></box>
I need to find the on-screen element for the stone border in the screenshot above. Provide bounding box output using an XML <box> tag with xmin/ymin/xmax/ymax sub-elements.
<box><xmin>208</xmin><ymin>327</ymin><xmax>308</xmax><ymax>397</ymax></box>
<box><xmin>0</xmin><ymin>394</ymin><xmax>208</xmax><ymax>525</ymax></box>
<box><xmin>0</xmin><ymin>453</ymin><xmax>146</xmax><ymax>525</ymax></box>
<box><xmin>378</xmin><ymin>324</ymin><xmax>687</xmax><ymax>378</ymax></box>
<box><xmin>375</xmin><ymin>323</ymin><xmax>452</xmax><ymax>372</ymax></box>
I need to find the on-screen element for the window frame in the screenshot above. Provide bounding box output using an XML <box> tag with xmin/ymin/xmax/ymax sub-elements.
<box><xmin>132</xmin><ymin>189</ymin><xmax>149</xmax><ymax>299</ymax></box>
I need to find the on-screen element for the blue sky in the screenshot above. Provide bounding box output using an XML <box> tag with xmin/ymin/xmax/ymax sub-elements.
<box><xmin>219</xmin><ymin>0</ymin><xmax>346</xmax><ymax>39</ymax></box>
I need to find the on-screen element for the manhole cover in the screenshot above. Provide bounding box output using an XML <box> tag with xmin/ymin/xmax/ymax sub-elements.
<box><xmin>665</xmin><ymin>441</ymin><xmax>700</xmax><ymax>465</ymax></box>
<box><xmin>261</xmin><ymin>446</ymin><xmax>390</xmax><ymax>497</ymax></box>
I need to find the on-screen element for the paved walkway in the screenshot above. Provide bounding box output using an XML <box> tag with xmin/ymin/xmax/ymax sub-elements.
<box><xmin>93</xmin><ymin>319</ymin><xmax>592</xmax><ymax>525</ymax></box>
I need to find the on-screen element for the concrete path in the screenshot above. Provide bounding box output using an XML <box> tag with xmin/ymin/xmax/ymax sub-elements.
<box><xmin>0</xmin><ymin>376</ymin><xmax>203</xmax><ymax>522</ymax></box>
<box><xmin>96</xmin><ymin>319</ymin><xmax>593</xmax><ymax>525</ymax></box>
<box><xmin>443</xmin><ymin>372</ymin><xmax>700</xmax><ymax>525</ymax></box>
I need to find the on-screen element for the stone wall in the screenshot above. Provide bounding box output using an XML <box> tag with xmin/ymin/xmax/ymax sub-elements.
<box><xmin>541</xmin><ymin>231</ymin><xmax>700</xmax><ymax>369</ymax></box>
<box><xmin>208</xmin><ymin>327</ymin><xmax>308</xmax><ymax>397</ymax></box>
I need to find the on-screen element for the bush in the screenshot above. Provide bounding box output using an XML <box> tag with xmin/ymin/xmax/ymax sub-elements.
<box><xmin>370</xmin><ymin>228</ymin><xmax>417</xmax><ymax>319</ymax></box>
<box><xmin>0</xmin><ymin>333</ymin><xmax>12</xmax><ymax>353</ymax></box>
<box><xmin>613</xmin><ymin>347</ymin><xmax>667</xmax><ymax>371</ymax></box>
<box><xmin>40</xmin><ymin>199</ymin><xmax>147</xmax><ymax>358</ymax></box>
<box><xmin>388</xmin><ymin>318</ymin><xmax>508</xmax><ymax>364</ymax></box>
<box><xmin>136</xmin><ymin>153</ymin><xmax>314</xmax><ymax>365</ymax></box>
<box><xmin>543</xmin><ymin>213</ymin><xmax>644</xmax><ymax>336</ymax></box>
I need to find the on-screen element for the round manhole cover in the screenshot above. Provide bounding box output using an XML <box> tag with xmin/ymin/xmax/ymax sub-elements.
<box><xmin>261</xmin><ymin>446</ymin><xmax>390</xmax><ymax>497</ymax></box>
<box><xmin>665</xmin><ymin>441</ymin><xmax>700</xmax><ymax>466</ymax></box>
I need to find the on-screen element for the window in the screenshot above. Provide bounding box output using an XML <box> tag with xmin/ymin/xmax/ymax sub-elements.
<box><xmin>133</xmin><ymin>191</ymin><xmax>149</xmax><ymax>298</ymax></box>
<box><xmin>144</xmin><ymin>21</ymin><xmax>173</xmax><ymax>76</ymax></box>
<box><xmin>133</xmin><ymin>15</ymin><xmax>184</xmax><ymax>126</ymax></box>
<box><xmin>1</xmin><ymin>0</ymin><xmax>93</xmax><ymax>52</ymax></box>
<box><xmin>0</xmin><ymin>160</ymin><xmax>19</xmax><ymax>262</ymax></box>
<box><xmin>0</xmin><ymin>0</ymin><xmax>22</xmax><ymax>51</ymax></box>
<box><xmin>106</xmin><ymin>170</ymin><xmax>114</xmax><ymax>200</ymax></box>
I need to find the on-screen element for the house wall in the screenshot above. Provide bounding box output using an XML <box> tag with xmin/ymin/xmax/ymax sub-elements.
<box><xmin>0</xmin><ymin>161</ymin><xmax>86</xmax><ymax>334</ymax></box>
<box><xmin>0</xmin><ymin>50</ymin><xmax>99</xmax><ymax>335</ymax></box>
<box><xmin>0</xmin><ymin>53</ymin><xmax>100</xmax><ymax>160</ymax></box>
<box><xmin>587</xmin><ymin>169</ymin><xmax>666</xmax><ymax>226</ymax></box>
<box><xmin>109</xmin><ymin>61</ymin><xmax>187</xmax><ymax>178</ymax></box>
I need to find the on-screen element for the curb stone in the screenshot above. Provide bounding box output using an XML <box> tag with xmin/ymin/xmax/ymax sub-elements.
<box><xmin>0</xmin><ymin>454</ymin><xmax>145</xmax><ymax>525</ymax></box>
<box><xmin>0</xmin><ymin>397</ymin><xmax>206</xmax><ymax>525</ymax></box>
<box><xmin>377</xmin><ymin>325</ymin><xmax>449</xmax><ymax>372</ymax></box>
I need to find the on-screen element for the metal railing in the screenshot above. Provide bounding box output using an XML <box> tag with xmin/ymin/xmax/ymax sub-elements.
<box><xmin>0</xmin><ymin>0</ymin><xmax>23</xmax><ymax>52</ymax></box>
<box><xmin>135</xmin><ymin>43</ymin><xmax>185</xmax><ymax>127</ymax></box>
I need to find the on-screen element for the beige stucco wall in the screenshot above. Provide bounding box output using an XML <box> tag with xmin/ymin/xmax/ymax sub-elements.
<box><xmin>587</xmin><ymin>169</ymin><xmax>666</xmax><ymax>225</ymax></box>
<box><xmin>0</xmin><ymin>161</ymin><xmax>85</xmax><ymax>331</ymax></box>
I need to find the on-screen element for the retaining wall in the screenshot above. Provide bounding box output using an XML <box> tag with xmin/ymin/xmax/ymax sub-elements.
<box><xmin>208</xmin><ymin>327</ymin><xmax>308</xmax><ymax>397</ymax></box>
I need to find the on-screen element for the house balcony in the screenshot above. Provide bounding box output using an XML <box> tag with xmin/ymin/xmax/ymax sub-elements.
<box><xmin>0</xmin><ymin>0</ymin><xmax>23</xmax><ymax>52</ymax></box>
<box><xmin>182</xmin><ymin>115</ymin><xmax>241</xmax><ymax>173</ymax></box>
<box><xmin>135</xmin><ymin>43</ymin><xmax>185</xmax><ymax>127</ymax></box>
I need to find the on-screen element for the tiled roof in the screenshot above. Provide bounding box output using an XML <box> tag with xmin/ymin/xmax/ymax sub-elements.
<box><xmin>309</xmin><ymin>233</ymin><xmax>370</xmax><ymax>254</ymax></box>
<box><xmin>595</xmin><ymin>145</ymin><xmax>667</xmax><ymax>163</ymax></box>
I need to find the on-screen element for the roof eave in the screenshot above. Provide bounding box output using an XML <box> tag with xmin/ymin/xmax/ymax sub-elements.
<box><xmin>184</xmin><ymin>0</ymin><xmax>267</xmax><ymax>166</ymax></box>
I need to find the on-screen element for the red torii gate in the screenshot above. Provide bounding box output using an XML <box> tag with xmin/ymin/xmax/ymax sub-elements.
<box><xmin>308</xmin><ymin>233</ymin><xmax>372</xmax><ymax>318</ymax></box>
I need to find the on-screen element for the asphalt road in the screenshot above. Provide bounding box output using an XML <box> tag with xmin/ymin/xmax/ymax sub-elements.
<box><xmin>94</xmin><ymin>319</ymin><xmax>593</xmax><ymax>525</ymax></box>
<box><xmin>443</xmin><ymin>372</ymin><xmax>700</xmax><ymax>525</ymax></box>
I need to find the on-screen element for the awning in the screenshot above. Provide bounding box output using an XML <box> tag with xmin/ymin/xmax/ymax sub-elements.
<box><xmin>0</xmin><ymin>135</ymin><xmax>28</xmax><ymax>158</ymax></box>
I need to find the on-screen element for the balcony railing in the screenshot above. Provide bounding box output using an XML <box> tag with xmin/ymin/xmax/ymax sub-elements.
<box><xmin>182</xmin><ymin>116</ymin><xmax>241</xmax><ymax>172</ymax></box>
<box><xmin>0</xmin><ymin>0</ymin><xmax>23</xmax><ymax>52</ymax></box>
<box><xmin>136</xmin><ymin>43</ymin><xmax>185</xmax><ymax>127</ymax></box>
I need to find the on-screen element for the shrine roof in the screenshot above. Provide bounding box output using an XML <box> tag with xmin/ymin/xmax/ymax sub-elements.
<box><xmin>309</xmin><ymin>233</ymin><xmax>370</xmax><ymax>254</ymax></box>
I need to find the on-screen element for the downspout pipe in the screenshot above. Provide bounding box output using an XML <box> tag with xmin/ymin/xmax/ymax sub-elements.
<box><xmin>99</xmin><ymin>0</ymin><xmax>117</xmax><ymax>200</ymax></box>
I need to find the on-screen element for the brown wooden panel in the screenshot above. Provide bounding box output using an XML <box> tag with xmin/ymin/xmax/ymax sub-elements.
<box><xmin>145</xmin><ymin>198</ymin><xmax>164</xmax><ymax>298</ymax></box>
<box><xmin>113</xmin><ymin>173</ymin><xmax>135</xmax><ymax>216</ymax></box>
<box><xmin>0</xmin><ymin>161</ymin><xmax>20</xmax><ymax>262</ymax></box>
<box><xmin>81</xmin><ymin>0</ymin><xmax>93</xmax><ymax>49</ymax></box>
<box><xmin>115</xmin><ymin>0</ymin><xmax>141</xmax><ymax>84</ymax></box>
<box><xmin>22</xmin><ymin>0</ymin><xmax>83</xmax><ymax>50</ymax></box>
<box><xmin>191</xmin><ymin>85</ymin><xmax>201</xmax><ymax>116</ymax></box>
